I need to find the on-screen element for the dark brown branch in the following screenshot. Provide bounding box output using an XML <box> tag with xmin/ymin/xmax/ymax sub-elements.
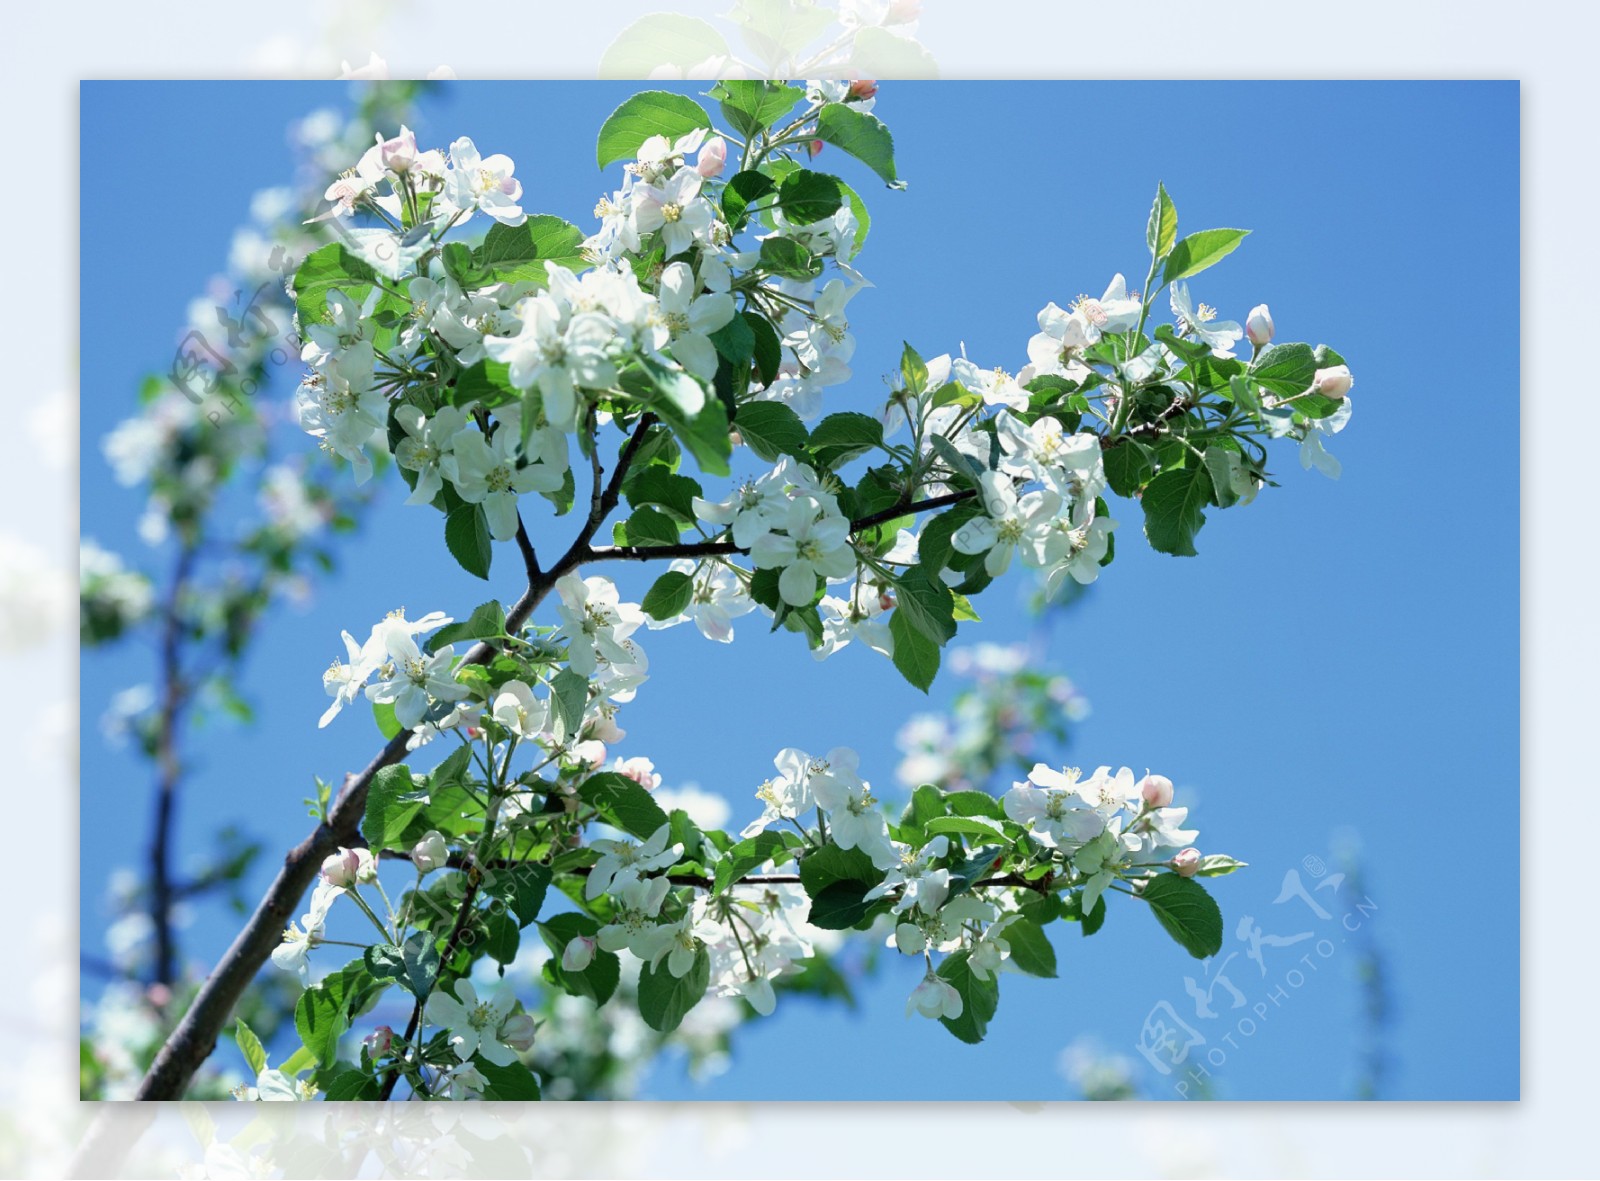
<box><xmin>134</xmin><ymin>415</ymin><xmax>1035</xmax><ymax>1100</ymax></box>
<box><xmin>513</xmin><ymin>515</ymin><xmax>540</xmax><ymax>582</ymax></box>
<box><xmin>134</xmin><ymin>414</ymin><xmax>660</xmax><ymax>1101</ymax></box>
<box><xmin>582</xmin><ymin>488</ymin><xmax>982</xmax><ymax>567</ymax></box>
<box><xmin>149</xmin><ymin>531</ymin><xmax>199</xmax><ymax>995</ymax></box>
<box><xmin>587</xmin><ymin>540</ymin><xmax>742</xmax><ymax>562</ymax></box>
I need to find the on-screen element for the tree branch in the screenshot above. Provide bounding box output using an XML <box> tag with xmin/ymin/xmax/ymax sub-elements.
<box><xmin>133</xmin><ymin>417</ymin><xmax>1030</xmax><ymax>1100</ymax></box>
<box><xmin>133</xmin><ymin>413</ymin><xmax>660</xmax><ymax>1101</ymax></box>
<box><xmin>581</xmin><ymin>488</ymin><xmax>982</xmax><ymax>567</ymax></box>
<box><xmin>149</xmin><ymin>530</ymin><xmax>199</xmax><ymax>996</ymax></box>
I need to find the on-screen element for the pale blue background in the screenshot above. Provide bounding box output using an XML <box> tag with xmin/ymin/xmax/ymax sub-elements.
<box><xmin>80</xmin><ymin>81</ymin><xmax>1519</xmax><ymax>1099</ymax></box>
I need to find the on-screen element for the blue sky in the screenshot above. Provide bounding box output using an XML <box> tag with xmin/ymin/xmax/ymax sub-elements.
<box><xmin>80</xmin><ymin>80</ymin><xmax>1519</xmax><ymax>1100</ymax></box>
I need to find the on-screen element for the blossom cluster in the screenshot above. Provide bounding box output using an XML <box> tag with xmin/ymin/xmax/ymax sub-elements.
<box><xmin>233</xmin><ymin>83</ymin><xmax>1358</xmax><ymax>1105</ymax></box>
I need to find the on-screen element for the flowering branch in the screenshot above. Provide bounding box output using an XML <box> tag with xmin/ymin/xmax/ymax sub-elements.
<box><xmin>135</xmin><ymin>80</ymin><xmax>1352</xmax><ymax>1103</ymax></box>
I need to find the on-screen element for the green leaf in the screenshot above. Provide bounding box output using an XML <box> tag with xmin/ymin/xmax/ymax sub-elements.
<box><xmin>923</xmin><ymin>816</ymin><xmax>1008</xmax><ymax>839</ymax></box>
<box><xmin>894</xmin><ymin>564</ymin><xmax>957</xmax><ymax>647</ymax></box>
<box><xmin>1070</xmin><ymin>891</ymin><xmax>1108</xmax><ymax>936</ymax></box>
<box><xmin>1141</xmin><ymin>873</ymin><xmax>1224</xmax><ymax>958</ymax></box>
<box><xmin>234</xmin><ymin>1020</ymin><xmax>268</xmax><ymax>1076</ymax></box>
<box><xmin>900</xmin><ymin>341</ymin><xmax>929</xmax><ymax>396</ymax></box>
<box><xmin>369</xmin><ymin>700</ymin><xmax>400</xmax><ymax>740</ymax></box>
<box><xmin>744</xmin><ymin>312</ymin><xmax>784</xmax><ymax>387</ymax></box>
<box><xmin>669</xmin><ymin>809</ymin><xmax>708</xmax><ymax>863</ymax></box>
<box><xmin>734</xmin><ymin>0</ymin><xmax>833</xmax><ymax>66</ymax></box>
<box><xmin>363</xmin><ymin>943</ymin><xmax>410</xmax><ymax>993</ymax></box>
<box><xmin>935</xmin><ymin>949</ymin><xmax>1000</xmax><ymax>1044</ymax></box>
<box><xmin>835</xmin><ymin>177</ymin><xmax>871</xmax><ymax>258</ymax></box>
<box><xmin>945</xmin><ymin>792</ymin><xmax>1003</xmax><ymax>820</ymax></box>
<box><xmin>486</xmin><ymin>861</ymin><xmax>551</xmax><ymax>927</ymax></box>
<box><xmin>734</xmin><ymin>401</ymin><xmax>809</xmax><ymax>461</ymax></box>
<box><xmin>1146</xmin><ymin>182</ymin><xmax>1178</xmax><ymax>260</ymax></box>
<box><xmin>712</xmin><ymin>79</ymin><xmax>803</xmax><ymax>138</ymax></box>
<box><xmin>946</xmin><ymin>845</ymin><xmax>1004</xmax><ymax>899</ymax></box>
<box><xmin>1194</xmin><ymin>854</ymin><xmax>1249</xmax><ymax>878</ymax></box>
<box><xmin>321</xmin><ymin>1068</ymin><xmax>380</xmax><ymax>1101</ymax></box>
<box><xmin>483</xmin><ymin>907</ymin><xmax>521</xmax><ymax>964</ymax></box>
<box><xmin>1102</xmin><ymin>442</ymin><xmax>1154</xmax><ymax>498</ymax></box>
<box><xmin>292</xmin><ymin>243</ymin><xmax>378</xmax><ymax>329</ymax></box>
<box><xmin>798</xmin><ymin>842</ymin><xmax>884</xmax><ymax>928</ymax></box>
<box><xmin>617</xmin><ymin>506</ymin><xmax>680</xmax><ymax>547</ymax></box>
<box><xmin>363</xmin><ymin>765</ymin><xmax>425</xmax><ymax>851</ymax></box>
<box><xmin>722</xmin><ymin>169</ymin><xmax>776</xmax><ymax>230</ymax></box>
<box><xmin>538</xmin><ymin>913</ymin><xmax>620</xmax><ymax>1006</ymax></box>
<box><xmin>475</xmin><ymin>216</ymin><xmax>586</xmax><ymax>286</ymax></box>
<box><xmin>548</xmin><ymin>667</ymin><xmax>589</xmax><ymax>738</ymax></box>
<box><xmin>637</xmin><ymin>947</ymin><xmax>711</xmax><ymax>1033</ymax></box>
<box><xmin>402</xmin><ymin>930</ymin><xmax>440</xmax><ymax>999</ymax></box>
<box><xmin>709</xmin><ymin>312</ymin><xmax>755</xmax><ymax>370</ymax></box>
<box><xmin>637</xmin><ymin>363</ymin><xmax>732</xmax><ymax>477</ymax></box>
<box><xmin>806</xmin><ymin>880</ymin><xmax>879</xmax><ymax>929</ymax></box>
<box><xmin>758</xmin><ymin>236</ymin><xmax>820</xmax><ymax>280</ymax></box>
<box><xmin>916</xmin><ymin>503</ymin><xmax>981</xmax><ymax>576</ymax></box>
<box><xmin>808</xmin><ymin>411</ymin><xmax>883</xmax><ymax>470</ymax></box>
<box><xmin>1204</xmin><ymin>444</ymin><xmax>1245</xmax><ymax>510</ymax></box>
<box><xmin>578</xmin><ymin>772</ymin><xmax>670</xmax><ymax>840</ymax></box>
<box><xmin>1228</xmin><ymin>373</ymin><xmax>1261</xmax><ymax>414</ymax></box>
<box><xmin>888</xmin><ymin>608</ymin><xmax>939</xmax><ymax>692</ymax></box>
<box><xmin>599</xmin><ymin>14</ymin><xmax>730</xmax><ymax>78</ymax></box>
<box><xmin>815</xmin><ymin>104</ymin><xmax>903</xmax><ymax>189</ymax></box>
<box><xmin>1249</xmin><ymin>341</ymin><xmax>1318</xmax><ymax>398</ymax></box>
<box><xmin>1002</xmin><ymin>918</ymin><xmax>1058</xmax><ymax>978</ymax></box>
<box><xmin>596</xmin><ymin>91</ymin><xmax>713</xmax><ymax>169</ymax></box>
<box><xmin>624</xmin><ymin>467</ymin><xmax>702</xmax><ymax>524</ymax></box>
<box><xmin>445</xmin><ymin>503</ymin><xmax>492</xmax><ymax>580</ymax></box>
<box><xmin>927</xmin><ymin>434</ymin><xmax>982</xmax><ymax>491</ymax></box>
<box><xmin>426</xmin><ymin>600</ymin><xmax>505</xmax><ymax>653</ymax></box>
<box><xmin>440</xmin><ymin>241</ymin><xmax>482</xmax><ymax>289</ymax></box>
<box><xmin>777</xmin><ymin>170</ymin><xmax>844</xmax><ymax>224</ymax></box>
<box><xmin>476</xmin><ymin>1057</ymin><xmax>542</xmax><ymax>1100</ymax></box>
<box><xmin>798</xmin><ymin>843</ymin><xmax>882</xmax><ymax>896</ymax></box>
<box><xmin>294</xmin><ymin>961</ymin><xmax>373</xmax><ymax>1065</ymax></box>
<box><xmin>1163</xmin><ymin>228</ymin><xmax>1250</xmax><ymax>285</ymax></box>
<box><xmin>1141</xmin><ymin>464</ymin><xmax>1214</xmax><ymax>557</ymax></box>
<box><xmin>714</xmin><ymin>831</ymin><xmax>788</xmax><ymax>894</ymax></box>
<box><xmin>642</xmin><ymin>570</ymin><xmax>695</xmax><ymax>622</ymax></box>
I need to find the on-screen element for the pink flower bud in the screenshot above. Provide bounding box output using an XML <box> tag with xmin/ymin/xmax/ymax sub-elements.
<box><xmin>616</xmin><ymin>756</ymin><xmax>659</xmax><ymax>791</ymax></box>
<box><xmin>1245</xmin><ymin>304</ymin><xmax>1274</xmax><ymax>346</ymax></box>
<box><xmin>878</xmin><ymin>590</ymin><xmax>896</xmax><ymax>612</ymax></box>
<box><xmin>500</xmin><ymin>1012</ymin><xmax>537</xmax><ymax>1052</ymax></box>
<box><xmin>1312</xmin><ymin>365</ymin><xmax>1353</xmax><ymax>400</ymax></box>
<box><xmin>887</xmin><ymin>0</ymin><xmax>922</xmax><ymax>21</ymax></box>
<box><xmin>354</xmin><ymin>848</ymin><xmax>378</xmax><ymax>883</ymax></box>
<box><xmin>562</xmin><ymin>935</ymin><xmax>597</xmax><ymax>972</ymax></box>
<box><xmin>320</xmin><ymin>848</ymin><xmax>361</xmax><ymax>887</ymax></box>
<box><xmin>807</xmin><ymin>139</ymin><xmax>824</xmax><ymax>158</ymax></box>
<box><xmin>696</xmin><ymin>136</ymin><xmax>727</xmax><ymax>178</ymax></box>
<box><xmin>1139</xmin><ymin>774</ymin><xmax>1174</xmax><ymax>808</ymax></box>
<box><xmin>410</xmin><ymin>830</ymin><xmax>448</xmax><ymax>875</ymax></box>
<box><xmin>363</xmin><ymin>1025</ymin><xmax>394</xmax><ymax>1055</ymax></box>
<box><xmin>377</xmin><ymin>126</ymin><xmax>418</xmax><ymax>173</ymax></box>
<box><xmin>849</xmin><ymin>79</ymin><xmax>879</xmax><ymax>101</ymax></box>
<box><xmin>1172</xmin><ymin>848</ymin><xmax>1201</xmax><ymax>877</ymax></box>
